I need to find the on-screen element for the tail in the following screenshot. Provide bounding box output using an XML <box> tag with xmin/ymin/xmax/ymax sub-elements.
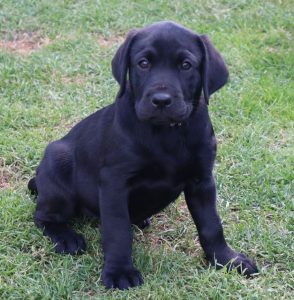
<box><xmin>28</xmin><ymin>177</ymin><xmax>38</xmax><ymax>195</ymax></box>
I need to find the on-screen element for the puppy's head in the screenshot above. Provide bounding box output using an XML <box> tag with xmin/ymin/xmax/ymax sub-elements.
<box><xmin>112</xmin><ymin>21</ymin><xmax>228</xmax><ymax>126</ymax></box>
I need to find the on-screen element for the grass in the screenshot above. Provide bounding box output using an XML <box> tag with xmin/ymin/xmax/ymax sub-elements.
<box><xmin>0</xmin><ymin>0</ymin><xmax>293</xmax><ymax>299</ymax></box>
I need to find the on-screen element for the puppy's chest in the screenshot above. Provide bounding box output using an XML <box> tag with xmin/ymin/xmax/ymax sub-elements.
<box><xmin>128</xmin><ymin>151</ymin><xmax>197</xmax><ymax>188</ymax></box>
<box><xmin>128</xmin><ymin>133</ymin><xmax>202</xmax><ymax>190</ymax></box>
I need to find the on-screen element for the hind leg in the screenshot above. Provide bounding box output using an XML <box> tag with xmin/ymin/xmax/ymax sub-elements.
<box><xmin>34</xmin><ymin>141</ymin><xmax>86</xmax><ymax>255</ymax></box>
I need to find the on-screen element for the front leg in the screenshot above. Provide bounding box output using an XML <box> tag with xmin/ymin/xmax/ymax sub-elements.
<box><xmin>99</xmin><ymin>170</ymin><xmax>143</xmax><ymax>290</ymax></box>
<box><xmin>184</xmin><ymin>176</ymin><xmax>258</xmax><ymax>277</ymax></box>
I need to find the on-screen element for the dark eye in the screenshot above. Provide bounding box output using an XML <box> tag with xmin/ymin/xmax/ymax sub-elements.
<box><xmin>181</xmin><ymin>61</ymin><xmax>192</xmax><ymax>70</ymax></box>
<box><xmin>138</xmin><ymin>59</ymin><xmax>150</xmax><ymax>69</ymax></box>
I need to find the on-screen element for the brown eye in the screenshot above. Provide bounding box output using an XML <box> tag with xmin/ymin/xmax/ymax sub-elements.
<box><xmin>138</xmin><ymin>59</ymin><xmax>150</xmax><ymax>69</ymax></box>
<box><xmin>181</xmin><ymin>61</ymin><xmax>192</xmax><ymax>70</ymax></box>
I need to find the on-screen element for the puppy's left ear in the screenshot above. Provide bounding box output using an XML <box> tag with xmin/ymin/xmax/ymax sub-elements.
<box><xmin>112</xmin><ymin>29</ymin><xmax>138</xmax><ymax>98</ymax></box>
<box><xmin>199</xmin><ymin>35</ymin><xmax>229</xmax><ymax>104</ymax></box>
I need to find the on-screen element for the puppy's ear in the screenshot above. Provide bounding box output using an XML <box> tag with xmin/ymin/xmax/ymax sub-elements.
<box><xmin>199</xmin><ymin>35</ymin><xmax>229</xmax><ymax>104</ymax></box>
<box><xmin>112</xmin><ymin>30</ymin><xmax>138</xmax><ymax>98</ymax></box>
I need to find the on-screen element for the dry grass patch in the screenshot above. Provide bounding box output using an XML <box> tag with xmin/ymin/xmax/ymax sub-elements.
<box><xmin>135</xmin><ymin>202</ymin><xmax>202</xmax><ymax>257</ymax></box>
<box><xmin>61</xmin><ymin>75</ymin><xmax>85</xmax><ymax>85</ymax></box>
<box><xmin>271</xmin><ymin>128</ymin><xmax>293</xmax><ymax>151</ymax></box>
<box><xmin>0</xmin><ymin>170</ymin><xmax>11</xmax><ymax>189</ymax></box>
<box><xmin>0</xmin><ymin>31</ymin><xmax>51</xmax><ymax>55</ymax></box>
<box><xmin>97</xmin><ymin>34</ymin><xmax>124</xmax><ymax>48</ymax></box>
<box><xmin>0</xmin><ymin>157</ymin><xmax>21</xmax><ymax>189</ymax></box>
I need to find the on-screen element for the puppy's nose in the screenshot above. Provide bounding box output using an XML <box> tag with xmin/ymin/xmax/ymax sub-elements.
<box><xmin>151</xmin><ymin>93</ymin><xmax>172</xmax><ymax>108</ymax></box>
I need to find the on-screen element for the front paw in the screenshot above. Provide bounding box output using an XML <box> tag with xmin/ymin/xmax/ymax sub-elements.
<box><xmin>51</xmin><ymin>231</ymin><xmax>86</xmax><ymax>255</ymax></box>
<box><xmin>102</xmin><ymin>265</ymin><xmax>143</xmax><ymax>290</ymax></box>
<box><xmin>227</xmin><ymin>252</ymin><xmax>259</xmax><ymax>277</ymax></box>
<box><xmin>211</xmin><ymin>249</ymin><xmax>258</xmax><ymax>277</ymax></box>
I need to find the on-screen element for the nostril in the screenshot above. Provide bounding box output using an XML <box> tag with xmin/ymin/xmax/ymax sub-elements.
<box><xmin>151</xmin><ymin>93</ymin><xmax>172</xmax><ymax>108</ymax></box>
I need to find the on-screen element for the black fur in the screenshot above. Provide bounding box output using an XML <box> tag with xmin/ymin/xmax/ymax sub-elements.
<box><xmin>29</xmin><ymin>21</ymin><xmax>258</xmax><ymax>290</ymax></box>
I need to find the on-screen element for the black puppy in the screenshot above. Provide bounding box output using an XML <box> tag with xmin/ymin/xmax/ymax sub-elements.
<box><xmin>28</xmin><ymin>21</ymin><xmax>258</xmax><ymax>289</ymax></box>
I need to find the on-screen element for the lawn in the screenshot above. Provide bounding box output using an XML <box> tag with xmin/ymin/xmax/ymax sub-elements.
<box><xmin>0</xmin><ymin>0</ymin><xmax>293</xmax><ymax>299</ymax></box>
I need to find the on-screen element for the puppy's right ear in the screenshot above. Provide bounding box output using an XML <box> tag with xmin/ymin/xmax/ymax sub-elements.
<box><xmin>112</xmin><ymin>30</ymin><xmax>138</xmax><ymax>98</ymax></box>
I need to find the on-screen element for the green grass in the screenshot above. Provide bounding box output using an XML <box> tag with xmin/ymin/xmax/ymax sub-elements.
<box><xmin>0</xmin><ymin>0</ymin><xmax>293</xmax><ymax>299</ymax></box>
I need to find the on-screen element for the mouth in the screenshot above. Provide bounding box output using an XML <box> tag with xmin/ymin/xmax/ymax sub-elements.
<box><xmin>147</xmin><ymin>116</ymin><xmax>184</xmax><ymax>127</ymax></box>
<box><xmin>135</xmin><ymin>99</ymin><xmax>193</xmax><ymax>126</ymax></box>
<box><xmin>169</xmin><ymin>122</ymin><xmax>182</xmax><ymax>127</ymax></box>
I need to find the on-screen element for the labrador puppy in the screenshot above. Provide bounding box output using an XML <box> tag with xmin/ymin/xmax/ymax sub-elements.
<box><xmin>28</xmin><ymin>21</ymin><xmax>258</xmax><ymax>290</ymax></box>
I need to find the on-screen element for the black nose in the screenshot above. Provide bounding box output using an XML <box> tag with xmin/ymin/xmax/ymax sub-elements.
<box><xmin>151</xmin><ymin>93</ymin><xmax>172</xmax><ymax>108</ymax></box>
